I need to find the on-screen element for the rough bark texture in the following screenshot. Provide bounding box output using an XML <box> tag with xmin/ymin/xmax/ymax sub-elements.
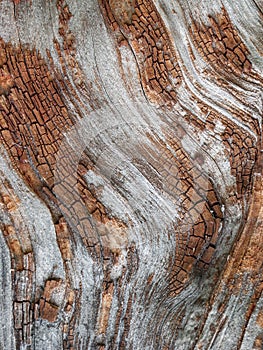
<box><xmin>0</xmin><ymin>0</ymin><xmax>262</xmax><ymax>349</ymax></box>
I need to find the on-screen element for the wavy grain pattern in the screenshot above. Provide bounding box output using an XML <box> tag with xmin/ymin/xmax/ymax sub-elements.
<box><xmin>0</xmin><ymin>0</ymin><xmax>262</xmax><ymax>349</ymax></box>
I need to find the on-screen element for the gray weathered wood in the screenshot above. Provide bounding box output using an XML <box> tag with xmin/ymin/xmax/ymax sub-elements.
<box><xmin>0</xmin><ymin>0</ymin><xmax>262</xmax><ymax>349</ymax></box>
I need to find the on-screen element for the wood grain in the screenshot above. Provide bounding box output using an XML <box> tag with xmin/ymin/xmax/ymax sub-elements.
<box><xmin>0</xmin><ymin>0</ymin><xmax>262</xmax><ymax>348</ymax></box>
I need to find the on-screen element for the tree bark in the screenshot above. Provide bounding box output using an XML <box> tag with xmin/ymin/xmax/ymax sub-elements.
<box><xmin>0</xmin><ymin>0</ymin><xmax>262</xmax><ymax>349</ymax></box>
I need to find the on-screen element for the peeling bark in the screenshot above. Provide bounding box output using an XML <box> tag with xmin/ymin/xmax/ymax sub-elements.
<box><xmin>0</xmin><ymin>0</ymin><xmax>262</xmax><ymax>349</ymax></box>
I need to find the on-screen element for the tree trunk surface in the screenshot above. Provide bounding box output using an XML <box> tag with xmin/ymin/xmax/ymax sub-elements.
<box><xmin>0</xmin><ymin>0</ymin><xmax>262</xmax><ymax>349</ymax></box>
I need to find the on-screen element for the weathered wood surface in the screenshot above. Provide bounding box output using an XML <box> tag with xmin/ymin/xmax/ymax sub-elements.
<box><xmin>0</xmin><ymin>0</ymin><xmax>262</xmax><ymax>349</ymax></box>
